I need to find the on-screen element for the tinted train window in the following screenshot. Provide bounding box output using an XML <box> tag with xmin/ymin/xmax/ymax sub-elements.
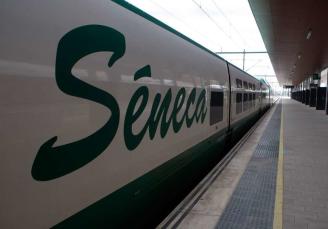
<box><xmin>248</xmin><ymin>93</ymin><xmax>255</xmax><ymax>107</ymax></box>
<box><xmin>236</xmin><ymin>93</ymin><xmax>242</xmax><ymax>114</ymax></box>
<box><xmin>236</xmin><ymin>79</ymin><xmax>242</xmax><ymax>88</ymax></box>
<box><xmin>243</xmin><ymin>93</ymin><xmax>248</xmax><ymax>111</ymax></box>
<box><xmin>210</xmin><ymin>91</ymin><xmax>223</xmax><ymax>125</ymax></box>
<box><xmin>243</xmin><ymin>81</ymin><xmax>248</xmax><ymax>89</ymax></box>
<box><xmin>248</xmin><ymin>83</ymin><xmax>253</xmax><ymax>90</ymax></box>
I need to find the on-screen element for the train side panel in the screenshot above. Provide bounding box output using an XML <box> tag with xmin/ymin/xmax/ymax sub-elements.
<box><xmin>227</xmin><ymin>64</ymin><xmax>261</xmax><ymax>142</ymax></box>
<box><xmin>260</xmin><ymin>80</ymin><xmax>271</xmax><ymax>111</ymax></box>
<box><xmin>0</xmin><ymin>1</ymin><xmax>232</xmax><ymax>228</ymax></box>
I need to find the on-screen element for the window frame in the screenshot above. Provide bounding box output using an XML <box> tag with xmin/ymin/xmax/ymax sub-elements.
<box><xmin>209</xmin><ymin>88</ymin><xmax>224</xmax><ymax>125</ymax></box>
<box><xmin>236</xmin><ymin>79</ymin><xmax>243</xmax><ymax>88</ymax></box>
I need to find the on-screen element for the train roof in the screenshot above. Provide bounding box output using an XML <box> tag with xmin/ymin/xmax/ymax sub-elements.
<box><xmin>112</xmin><ymin>0</ymin><xmax>261</xmax><ymax>83</ymax></box>
<box><xmin>260</xmin><ymin>79</ymin><xmax>271</xmax><ymax>88</ymax></box>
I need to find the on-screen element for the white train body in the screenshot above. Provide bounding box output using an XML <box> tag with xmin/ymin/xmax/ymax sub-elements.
<box><xmin>0</xmin><ymin>1</ymin><xmax>272</xmax><ymax>228</ymax></box>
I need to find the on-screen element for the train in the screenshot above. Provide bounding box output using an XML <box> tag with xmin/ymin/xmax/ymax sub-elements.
<box><xmin>0</xmin><ymin>0</ymin><xmax>273</xmax><ymax>228</ymax></box>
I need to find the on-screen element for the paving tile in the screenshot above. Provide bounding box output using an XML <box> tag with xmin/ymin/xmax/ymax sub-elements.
<box><xmin>307</xmin><ymin>219</ymin><xmax>328</xmax><ymax>229</ymax></box>
<box><xmin>178</xmin><ymin>212</ymin><xmax>219</xmax><ymax>229</ymax></box>
<box><xmin>283</xmin><ymin>213</ymin><xmax>295</xmax><ymax>224</ymax></box>
<box><xmin>283</xmin><ymin>220</ymin><xmax>308</xmax><ymax>229</ymax></box>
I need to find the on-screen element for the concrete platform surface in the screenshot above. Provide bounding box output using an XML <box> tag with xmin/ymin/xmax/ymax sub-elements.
<box><xmin>283</xmin><ymin>99</ymin><xmax>328</xmax><ymax>229</ymax></box>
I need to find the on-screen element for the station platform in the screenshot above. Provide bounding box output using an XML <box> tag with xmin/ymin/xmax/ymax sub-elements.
<box><xmin>159</xmin><ymin>98</ymin><xmax>328</xmax><ymax>229</ymax></box>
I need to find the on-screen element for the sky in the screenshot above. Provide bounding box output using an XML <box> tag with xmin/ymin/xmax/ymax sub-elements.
<box><xmin>126</xmin><ymin>0</ymin><xmax>280</xmax><ymax>89</ymax></box>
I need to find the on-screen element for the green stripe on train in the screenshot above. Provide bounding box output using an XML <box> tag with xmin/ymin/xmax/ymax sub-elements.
<box><xmin>54</xmin><ymin>112</ymin><xmax>260</xmax><ymax>228</ymax></box>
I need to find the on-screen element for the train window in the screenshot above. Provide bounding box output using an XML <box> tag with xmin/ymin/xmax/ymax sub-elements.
<box><xmin>249</xmin><ymin>93</ymin><xmax>253</xmax><ymax>107</ymax></box>
<box><xmin>243</xmin><ymin>81</ymin><xmax>248</xmax><ymax>89</ymax></box>
<box><xmin>210</xmin><ymin>91</ymin><xmax>223</xmax><ymax>125</ymax></box>
<box><xmin>236</xmin><ymin>79</ymin><xmax>242</xmax><ymax>88</ymax></box>
<box><xmin>243</xmin><ymin>93</ymin><xmax>248</xmax><ymax>111</ymax></box>
<box><xmin>236</xmin><ymin>93</ymin><xmax>242</xmax><ymax>114</ymax></box>
<box><xmin>248</xmin><ymin>83</ymin><xmax>253</xmax><ymax>90</ymax></box>
<box><xmin>252</xmin><ymin>93</ymin><xmax>255</xmax><ymax>107</ymax></box>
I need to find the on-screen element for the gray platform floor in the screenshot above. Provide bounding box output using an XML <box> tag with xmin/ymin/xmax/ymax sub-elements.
<box><xmin>283</xmin><ymin>99</ymin><xmax>328</xmax><ymax>229</ymax></box>
<box><xmin>160</xmin><ymin>98</ymin><xmax>328</xmax><ymax>229</ymax></box>
<box><xmin>216</xmin><ymin>100</ymin><xmax>281</xmax><ymax>229</ymax></box>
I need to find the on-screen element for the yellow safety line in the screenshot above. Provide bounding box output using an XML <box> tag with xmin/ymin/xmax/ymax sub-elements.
<box><xmin>273</xmin><ymin>101</ymin><xmax>284</xmax><ymax>229</ymax></box>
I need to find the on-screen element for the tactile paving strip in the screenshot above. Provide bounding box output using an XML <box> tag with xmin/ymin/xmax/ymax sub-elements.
<box><xmin>216</xmin><ymin>103</ymin><xmax>281</xmax><ymax>229</ymax></box>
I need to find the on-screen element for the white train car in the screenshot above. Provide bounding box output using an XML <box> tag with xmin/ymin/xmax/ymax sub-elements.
<box><xmin>260</xmin><ymin>79</ymin><xmax>272</xmax><ymax>110</ymax></box>
<box><xmin>0</xmin><ymin>1</ymin><xmax>272</xmax><ymax>228</ymax></box>
<box><xmin>228</xmin><ymin>64</ymin><xmax>264</xmax><ymax>142</ymax></box>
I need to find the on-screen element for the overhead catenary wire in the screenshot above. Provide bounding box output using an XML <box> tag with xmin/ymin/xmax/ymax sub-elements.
<box><xmin>151</xmin><ymin>0</ymin><xmax>224</xmax><ymax>50</ymax></box>
<box><xmin>210</xmin><ymin>0</ymin><xmax>250</xmax><ymax>48</ymax></box>
<box><xmin>245</xmin><ymin>58</ymin><xmax>264</xmax><ymax>72</ymax></box>
<box><xmin>191</xmin><ymin>0</ymin><xmax>244</xmax><ymax>50</ymax></box>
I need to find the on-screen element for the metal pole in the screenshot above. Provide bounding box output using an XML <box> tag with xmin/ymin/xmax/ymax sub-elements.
<box><xmin>243</xmin><ymin>49</ymin><xmax>245</xmax><ymax>71</ymax></box>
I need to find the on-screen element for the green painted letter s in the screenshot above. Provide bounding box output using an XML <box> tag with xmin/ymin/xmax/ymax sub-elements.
<box><xmin>31</xmin><ymin>25</ymin><xmax>125</xmax><ymax>181</ymax></box>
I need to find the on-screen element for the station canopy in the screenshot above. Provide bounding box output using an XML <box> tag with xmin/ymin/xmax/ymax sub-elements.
<box><xmin>248</xmin><ymin>0</ymin><xmax>328</xmax><ymax>86</ymax></box>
